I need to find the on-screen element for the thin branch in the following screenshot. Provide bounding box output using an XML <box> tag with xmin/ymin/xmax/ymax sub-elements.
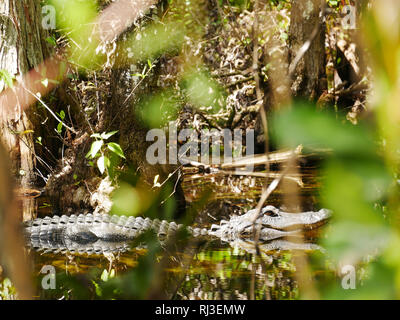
<box><xmin>23</xmin><ymin>88</ymin><xmax>77</xmax><ymax>134</ymax></box>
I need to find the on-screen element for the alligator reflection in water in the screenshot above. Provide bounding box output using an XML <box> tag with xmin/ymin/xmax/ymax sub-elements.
<box><xmin>25</xmin><ymin>168</ymin><xmax>328</xmax><ymax>299</ymax></box>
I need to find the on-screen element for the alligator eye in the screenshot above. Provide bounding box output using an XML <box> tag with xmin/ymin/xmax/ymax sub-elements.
<box><xmin>264</xmin><ymin>210</ymin><xmax>279</xmax><ymax>217</ymax></box>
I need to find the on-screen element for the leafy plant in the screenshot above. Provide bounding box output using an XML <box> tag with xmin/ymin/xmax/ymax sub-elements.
<box><xmin>86</xmin><ymin>131</ymin><xmax>125</xmax><ymax>176</ymax></box>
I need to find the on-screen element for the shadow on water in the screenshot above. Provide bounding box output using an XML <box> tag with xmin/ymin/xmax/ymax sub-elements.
<box><xmin>15</xmin><ymin>166</ymin><xmax>333</xmax><ymax>300</ymax></box>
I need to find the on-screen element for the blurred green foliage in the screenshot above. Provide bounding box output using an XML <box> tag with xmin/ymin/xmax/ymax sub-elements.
<box><xmin>181</xmin><ymin>70</ymin><xmax>225</xmax><ymax>113</ymax></box>
<box><xmin>123</xmin><ymin>22</ymin><xmax>185</xmax><ymax>63</ymax></box>
<box><xmin>136</xmin><ymin>89</ymin><xmax>180</xmax><ymax>128</ymax></box>
<box><xmin>0</xmin><ymin>278</ymin><xmax>16</xmax><ymax>300</ymax></box>
<box><xmin>271</xmin><ymin>100</ymin><xmax>400</xmax><ymax>298</ymax></box>
<box><xmin>0</xmin><ymin>69</ymin><xmax>15</xmax><ymax>90</ymax></box>
<box><xmin>50</xmin><ymin>0</ymin><xmax>102</xmax><ymax>68</ymax></box>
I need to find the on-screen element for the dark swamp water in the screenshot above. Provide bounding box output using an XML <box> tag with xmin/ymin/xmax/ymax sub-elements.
<box><xmin>14</xmin><ymin>165</ymin><xmax>341</xmax><ymax>300</ymax></box>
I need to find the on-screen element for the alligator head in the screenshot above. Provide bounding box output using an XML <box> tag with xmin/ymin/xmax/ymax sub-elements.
<box><xmin>209</xmin><ymin>206</ymin><xmax>331</xmax><ymax>242</ymax></box>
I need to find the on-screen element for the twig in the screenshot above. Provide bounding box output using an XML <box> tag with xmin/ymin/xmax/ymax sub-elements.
<box><xmin>123</xmin><ymin>62</ymin><xmax>154</xmax><ymax>104</ymax></box>
<box><xmin>23</xmin><ymin>88</ymin><xmax>77</xmax><ymax>134</ymax></box>
<box><xmin>221</xmin><ymin>145</ymin><xmax>303</xmax><ymax>168</ymax></box>
<box><xmin>250</xmin><ymin>164</ymin><xmax>291</xmax><ymax>225</ymax></box>
<box><xmin>160</xmin><ymin>169</ymin><xmax>183</xmax><ymax>206</ymax></box>
<box><xmin>218</xmin><ymin>169</ymin><xmax>304</xmax><ymax>187</ymax></box>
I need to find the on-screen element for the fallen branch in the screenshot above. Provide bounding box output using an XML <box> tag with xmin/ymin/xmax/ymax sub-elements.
<box><xmin>221</xmin><ymin>145</ymin><xmax>303</xmax><ymax>169</ymax></box>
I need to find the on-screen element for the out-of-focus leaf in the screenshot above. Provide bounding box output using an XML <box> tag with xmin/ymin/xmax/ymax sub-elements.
<box><xmin>50</xmin><ymin>0</ymin><xmax>97</xmax><ymax>41</ymax></box>
<box><xmin>323</xmin><ymin>221</ymin><xmax>390</xmax><ymax>263</ymax></box>
<box><xmin>124</xmin><ymin>22</ymin><xmax>185</xmax><ymax>63</ymax></box>
<box><xmin>50</xmin><ymin>0</ymin><xmax>101</xmax><ymax>68</ymax></box>
<box><xmin>322</xmin><ymin>159</ymin><xmax>391</xmax><ymax>262</ymax></box>
<box><xmin>271</xmin><ymin>104</ymin><xmax>377</xmax><ymax>157</ymax></box>
<box><xmin>136</xmin><ymin>90</ymin><xmax>178</xmax><ymax>128</ymax></box>
<box><xmin>323</xmin><ymin>160</ymin><xmax>391</xmax><ymax>223</ymax></box>
<box><xmin>181</xmin><ymin>71</ymin><xmax>225</xmax><ymax>112</ymax></box>
<box><xmin>0</xmin><ymin>69</ymin><xmax>15</xmax><ymax>89</ymax></box>
<box><xmin>323</xmin><ymin>260</ymin><xmax>396</xmax><ymax>300</ymax></box>
<box><xmin>110</xmin><ymin>183</ymin><xmax>141</xmax><ymax>216</ymax></box>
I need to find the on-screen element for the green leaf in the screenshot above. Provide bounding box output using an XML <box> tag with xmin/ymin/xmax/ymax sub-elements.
<box><xmin>57</xmin><ymin>122</ymin><xmax>63</xmax><ymax>134</ymax></box>
<box><xmin>87</xmin><ymin>140</ymin><xmax>103</xmax><ymax>159</ymax></box>
<box><xmin>90</xmin><ymin>133</ymin><xmax>102</xmax><ymax>139</ymax></box>
<box><xmin>97</xmin><ymin>155</ymin><xmax>110</xmax><ymax>174</ymax></box>
<box><xmin>97</xmin><ymin>156</ymin><xmax>105</xmax><ymax>174</ymax></box>
<box><xmin>107</xmin><ymin>142</ymin><xmax>125</xmax><ymax>159</ymax></box>
<box><xmin>101</xmin><ymin>131</ymin><xmax>118</xmax><ymax>140</ymax></box>
<box><xmin>106</xmin><ymin>152</ymin><xmax>120</xmax><ymax>179</ymax></box>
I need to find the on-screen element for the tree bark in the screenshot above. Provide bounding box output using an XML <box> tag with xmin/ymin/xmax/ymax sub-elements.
<box><xmin>0</xmin><ymin>0</ymin><xmax>50</xmax><ymax>189</ymax></box>
<box><xmin>289</xmin><ymin>0</ymin><xmax>326</xmax><ymax>100</ymax></box>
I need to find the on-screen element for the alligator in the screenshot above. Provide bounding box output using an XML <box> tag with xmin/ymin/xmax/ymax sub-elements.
<box><xmin>23</xmin><ymin>205</ymin><xmax>331</xmax><ymax>256</ymax></box>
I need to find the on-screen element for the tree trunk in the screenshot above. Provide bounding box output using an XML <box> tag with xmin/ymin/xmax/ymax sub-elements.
<box><xmin>289</xmin><ymin>0</ymin><xmax>326</xmax><ymax>100</ymax></box>
<box><xmin>0</xmin><ymin>1</ymin><xmax>50</xmax><ymax>189</ymax></box>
